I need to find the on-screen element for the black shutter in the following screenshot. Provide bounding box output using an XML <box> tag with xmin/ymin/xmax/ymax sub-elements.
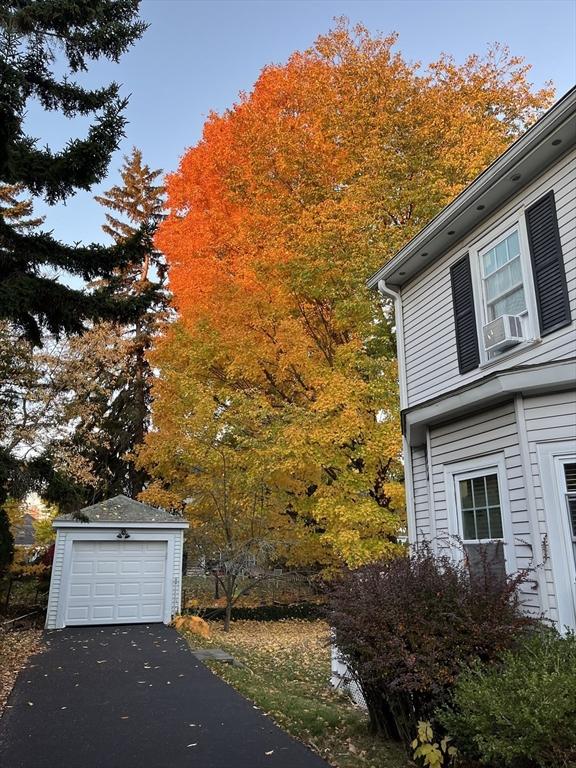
<box><xmin>525</xmin><ymin>191</ymin><xmax>572</xmax><ymax>336</ymax></box>
<box><xmin>450</xmin><ymin>255</ymin><xmax>480</xmax><ymax>374</ymax></box>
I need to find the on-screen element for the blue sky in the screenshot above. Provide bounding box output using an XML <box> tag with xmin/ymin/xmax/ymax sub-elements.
<box><xmin>29</xmin><ymin>0</ymin><xmax>576</xmax><ymax>246</ymax></box>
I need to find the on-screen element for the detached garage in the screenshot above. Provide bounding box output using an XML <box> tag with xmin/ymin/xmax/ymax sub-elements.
<box><xmin>46</xmin><ymin>495</ymin><xmax>188</xmax><ymax>629</ymax></box>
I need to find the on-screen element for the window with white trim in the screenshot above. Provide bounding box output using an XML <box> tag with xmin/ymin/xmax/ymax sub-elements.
<box><xmin>559</xmin><ymin>459</ymin><xmax>576</xmax><ymax>558</ymax></box>
<box><xmin>467</xmin><ymin>213</ymin><xmax>540</xmax><ymax>364</ymax></box>
<box><xmin>458</xmin><ymin>473</ymin><xmax>504</xmax><ymax>541</ymax></box>
<box><xmin>449</xmin><ymin>461</ymin><xmax>509</xmax><ymax>583</ymax></box>
<box><xmin>479</xmin><ymin>227</ymin><xmax>527</xmax><ymax>322</ymax></box>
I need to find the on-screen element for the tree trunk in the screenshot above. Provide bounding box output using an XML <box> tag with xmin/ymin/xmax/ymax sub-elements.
<box><xmin>223</xmin><ymin>599</ymin><xmax>232</xmax><ymax>632</ymax></box>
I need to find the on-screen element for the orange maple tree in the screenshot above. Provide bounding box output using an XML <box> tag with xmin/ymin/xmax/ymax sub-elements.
<box><xmin>141</xmin><ymin>21</ymin><xmax>552</xmax><ymax>570</ymax></box>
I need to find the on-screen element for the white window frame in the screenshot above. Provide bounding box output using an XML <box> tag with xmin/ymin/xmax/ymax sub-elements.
<box><xmin>467</xmin><ymin>208</ymin><xmax>540</xmax><ymax>367</ymax></box>
<box><xmin>537</xmin><ymin>440</ymin><xmax>576</xmax><ymax>632</ymax></box>
<box><xmin>444</xmin><ymin>453</ymin><xmax>516</xmax><ymax>573</ymax></box>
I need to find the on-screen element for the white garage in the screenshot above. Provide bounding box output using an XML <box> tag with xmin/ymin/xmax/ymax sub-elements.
<box><xmin>45</xmin><ymin>495</ymin><xmax>188</xmax><ymax>629</ymax></box>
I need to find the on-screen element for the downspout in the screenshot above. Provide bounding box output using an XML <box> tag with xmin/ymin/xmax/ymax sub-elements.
<box><xmin>376</xmin><ymin>279</ymin><xmax>417</xmax><ymax>547</ymax></box>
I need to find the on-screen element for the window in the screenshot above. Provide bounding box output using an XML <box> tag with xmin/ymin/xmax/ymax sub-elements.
<box><xmin>480</xmin><ymin>228</ymin><xmax>527</xmax><ymax>322</ymax></box>
<box><xmin>446</xmin><ymin>456</ymin><xmax>512</xmax><ymax>582</ymax></box>
<box><xmin>458</xmin><ymin>473</ymin><xmax>504</xmax><ymax>541</ymax></box>
<box><xmin>561</xmin><ymin>461</ymin><xmax>576</xmax><ymax>545</ymax></box>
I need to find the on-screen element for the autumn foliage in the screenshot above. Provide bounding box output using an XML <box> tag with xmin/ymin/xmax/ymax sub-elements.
<box><xmin>140</xmin><ymin>22</ymin><xmax>552</xmax><ymax>571</ymax></box>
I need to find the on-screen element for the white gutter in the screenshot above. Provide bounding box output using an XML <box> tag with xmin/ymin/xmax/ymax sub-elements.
<box><xmin>53</xmin><ymin>520</ymin><xmax>189</xmax><ymax>529</ymax></box>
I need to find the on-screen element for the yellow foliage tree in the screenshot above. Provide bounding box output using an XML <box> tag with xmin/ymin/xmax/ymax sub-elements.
<box><xmin>140</xmin><ymin>22</ymin><xmax>552</xmax><ymax>574</ymax></box>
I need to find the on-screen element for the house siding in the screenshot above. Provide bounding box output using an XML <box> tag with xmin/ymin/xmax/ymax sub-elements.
<box><xmin>46</xmin><ymin>530</ymin><xmax>68</xmax><ymax>630</ymax></box>
<box><xmin>426</xmin><ymin>401</ymin><xmax>542</xmax><ymax>613</ymax></box>
<box><xmin>401</xmin><ymin>148</ymin><xmax>576</xmax><ymax>408</ymax></box>
<box><xmin>411</xmin><ymin>445</ymin><xmax>431</xmax><ymax>544</ymax></box>
<box><xmin>523</xmin><ymin>389</ymin><xmax>576</xmax><ymax>624</ymax></box>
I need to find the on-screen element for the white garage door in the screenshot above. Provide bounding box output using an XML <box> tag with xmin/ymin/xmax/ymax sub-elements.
<box><xmin>65</xmin><ymin>540</ymin><xmax>167</xmax><ymax>626</ymax></box>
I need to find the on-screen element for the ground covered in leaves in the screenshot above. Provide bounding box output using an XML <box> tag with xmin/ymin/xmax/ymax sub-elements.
<box><xmin>181</xmin><ymin>619</ymin><xmax>410</xmax><ymax>768</ymax></box>
<box><xmin>0</xmin><ymin>629</ymin><xmax>42</xmax><ymax>714</ymax></box>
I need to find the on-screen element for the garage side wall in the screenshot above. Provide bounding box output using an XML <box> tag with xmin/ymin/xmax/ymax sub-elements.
<box><xmin>46</xmin><ymin>530</ymin><xmax>68</xmax><ymax>630</ymax></box>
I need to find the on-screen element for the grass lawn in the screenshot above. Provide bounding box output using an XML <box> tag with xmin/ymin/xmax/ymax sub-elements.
<box><xmin>179</xmin><ymin>618</ymin><xmax>410</xmax><ymax>768</ymax></box>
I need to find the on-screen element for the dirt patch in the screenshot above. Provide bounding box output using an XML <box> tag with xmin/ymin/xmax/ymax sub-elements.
<box><xmin>0</xmin><ymin>629</ymin><xmax>43</xmax><ymax>714</ymax></box>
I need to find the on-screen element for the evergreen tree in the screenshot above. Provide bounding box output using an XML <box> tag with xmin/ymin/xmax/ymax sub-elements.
<box><xmin>0</xmin><ymin>182</ymin><xmax>44</xmax><ymax>233</ymax></box>
<box><xmin>94</xmin><ymin>148</ymin><xmax>167</xmax><ymax>496</ymax></box>
<box><xmin>33</xmin><ymin>150</ymin><xmax>167</xmax><ymax>507</ymax></box>
<box><xmin>0</xmin><ymin>0</ymin><xmax>148</xmax><ymax>345</ymax></box>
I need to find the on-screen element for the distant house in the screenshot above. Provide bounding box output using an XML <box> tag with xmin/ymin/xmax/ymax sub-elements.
<box><xmin>13</xmin><ymin>512</ymin><xmax>35</xmax><ymax>546</ymax></box>
<box><xmin>368</xmin><ymin>87</ymin><xmax>576</xmax><ymax>631</ymax></box>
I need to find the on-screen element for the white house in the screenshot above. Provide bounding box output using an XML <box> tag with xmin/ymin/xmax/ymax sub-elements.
<box><xmin>368</xmin><ymin>87</ymin><xmax>576</xmax><ymax>631</ymax></box>
<box><xmin>46</xmin><ymin>495</ymin><xmax>188</xmax><ymax>629</ymax></box>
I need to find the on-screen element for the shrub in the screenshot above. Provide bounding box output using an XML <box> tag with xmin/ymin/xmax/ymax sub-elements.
<box><xmin>438</xmin><ymin>630</ymin><xmax>576</xmax><ymax>767</ymax></box>
<box><xmin>328</xmin><ymin>548</ymin><xmax>533</xmax><ymax>746</ymax></box>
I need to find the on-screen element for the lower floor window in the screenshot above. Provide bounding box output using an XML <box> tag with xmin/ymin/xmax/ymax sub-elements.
<box><xmin>448</xmin><ymin>459</ymin><xmax>509</xmax><ymax>582</ymax></box>
<box><xmin>563</xmin><ymin>461</ymin><xmax>576</xmax><ymax>542</ymax></box>
<box><xmin>459</xmin><ymin>473</ymin><xmax>504</xmax><ymax>540</ymax></box>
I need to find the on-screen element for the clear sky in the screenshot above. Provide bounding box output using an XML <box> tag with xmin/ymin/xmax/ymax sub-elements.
<box><xmin>29</xmin><ymin>0</ymin><xmax>576</xmax><ymax>246</ymax></box>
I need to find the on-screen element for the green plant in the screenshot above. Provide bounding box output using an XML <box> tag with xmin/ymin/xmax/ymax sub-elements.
<box><xmin>412</xmin><ymin>721</ymin><xmax>458</xmax><ymax>768</ymax></box>
<box><xmin>438</xmin><ymin>630</ymin><xmax>576</xmax><ymax>767</ymax></box>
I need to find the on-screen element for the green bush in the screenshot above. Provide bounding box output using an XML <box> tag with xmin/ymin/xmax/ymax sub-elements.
<box><xmin>438</xmin><ymin>630</ymin><xmax>576</xmax><ymax>767</ymax></box>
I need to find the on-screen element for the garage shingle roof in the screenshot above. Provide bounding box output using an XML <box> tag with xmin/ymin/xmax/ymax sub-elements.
<box><xmin>55</xmin><ymin>495</ymin><xmax>182</xmax><ymax>524</ymax></box>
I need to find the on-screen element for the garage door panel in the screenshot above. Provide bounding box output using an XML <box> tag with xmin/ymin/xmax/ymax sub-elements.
<box><xmin>141</xmin><ymin>605</ymin><xmax>163</xmax><ymax>619</ymax></box>
<box><xmin>71</xmin><ymin>561</ymin><xmax>94</xmax><ymax>575</ymax></box>
<box><xmin>67</xmin><ymin>607</ymin><xmax>90</xmax><ymax>621</ymax></box>
<box><xmin>94</xmin><ymin>583</ymin><xmax>117</xmax><ymax>597</ymax></box>
<box><xmin>142</xmin><ymin>582</ymin><xmax>163</xmax><ymax>596</ymax></box>
<box><xmin>120</xmin><ymin>561</ymin><xmax>141</xmax><ymax>575</ymax></box>
<box><xmin>118</xmin><ymin>582</ymin><xmax>140</xmax><ymax>596</ymax></box>
<box><xmin>96</xmin><ymin>560</ymin><xmax>119</xmax><ymax>575</ymax></box>
<box><xmin>143</xmin><ymin>560</ymin><xmax>164</xmax><ymax>574</ymax></box>
<box><xmin>92</xmin><ymin>606</ymin><xmax>115</xmax><ymax>621</ymax></box>
<box><xmin>65</xmin><ymin>541</ymin><xmax>167</xmax><ymax>626</ymax></box>
<box><xmin>70</xmin><ymin>584</ymin><xmax>91</xmax><ymax>598</ymax></box>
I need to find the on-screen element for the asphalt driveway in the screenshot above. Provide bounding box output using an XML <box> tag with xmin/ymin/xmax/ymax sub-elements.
<box><xmin>0</xmin><ymin>624</ymin><xmax>331</xmax><ymax>768</ymax></box>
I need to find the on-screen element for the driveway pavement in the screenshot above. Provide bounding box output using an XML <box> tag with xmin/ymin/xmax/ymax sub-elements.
<box><xmin>0</xmin><ymin>624</ymin><xmax>331</xmax><ymax>768</ymax></box>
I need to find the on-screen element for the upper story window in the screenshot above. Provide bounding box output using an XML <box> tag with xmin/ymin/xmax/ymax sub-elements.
<box><xmin>450</xmin><ymin>190</ymin><xmax>572</xmax><ymax>376</ymax></box>
<box><xmin>480</xmin><ymin>228</ymin><xmax>527</xmax><ymax>322</ymax></box>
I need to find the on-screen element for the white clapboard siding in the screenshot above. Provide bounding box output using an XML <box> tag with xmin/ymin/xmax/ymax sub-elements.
<box><xmin>401</xmin><ymin>148</ymin><xmax>576</xmax><ymax>407</ymax></box>
<box><xmin>523</xmin><ymin>390</ymin><xmax>576</xmax><ymax>624</ymax></box>
<box><xmin>46</xmin><ymin>531</ymin><xmax>68</xmax><ymax>629</ymax></box>
<box><xmin>427</xmin><ymin>401</ymin><xmax>541</xmax><ymax>613</ymax></box>
<box><xmin>411</xmin><ymin>445</ymin><xmax>430</xmax><ymax>544</ymax></box>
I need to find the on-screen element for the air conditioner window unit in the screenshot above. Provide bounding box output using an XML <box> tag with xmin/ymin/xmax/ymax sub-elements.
<box><xmin>482</xmin><ymin>314</ymin><xmax>524</xmax><ymax>352</ymax></box>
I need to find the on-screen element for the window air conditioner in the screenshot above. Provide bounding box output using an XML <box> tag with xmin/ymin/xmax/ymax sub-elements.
<box><xmin>482</xmin><ymin>314</ymin><xmax>524</xmax><ymax>353</ymax></box>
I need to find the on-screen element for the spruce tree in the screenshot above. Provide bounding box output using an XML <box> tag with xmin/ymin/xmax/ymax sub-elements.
<box><xmin>0</xmin><ymin>182</ymin><xmax>44</xmax><ymax>233</ymax></box>
<box><xmin>0</xmin><ymin>1</ymin><xmax>148</xmax><ymax>345</ymax></box>
<box><xmin>94</xmin><ymin>148</ymin><xmax>167</xmax><ymax>496</ymax></box>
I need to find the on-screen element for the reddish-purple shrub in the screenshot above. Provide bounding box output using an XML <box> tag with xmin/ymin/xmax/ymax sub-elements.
<box><xmin>328</xmin><ymin>547</ymin><xmax>535</xmax><ymax>747</ymax></box>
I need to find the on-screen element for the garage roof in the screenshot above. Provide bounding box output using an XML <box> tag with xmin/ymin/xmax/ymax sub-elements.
<box><xmin>56</xmin><ymin>494</ymin><xmax>183</xmax><ymax>524</ymax></box>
